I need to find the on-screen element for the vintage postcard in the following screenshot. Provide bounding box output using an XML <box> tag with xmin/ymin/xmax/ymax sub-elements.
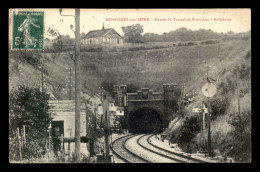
<box><xmin>9</xmin><ymin>8</ymin><xmax>251</xmax><ymax>163</ymax></box>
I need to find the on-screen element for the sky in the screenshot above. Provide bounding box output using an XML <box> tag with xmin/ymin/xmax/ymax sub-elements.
<box><xmin>10</xmin><ymin>8</ymin><xmax>251</xmax><ymax>38</ymax></box>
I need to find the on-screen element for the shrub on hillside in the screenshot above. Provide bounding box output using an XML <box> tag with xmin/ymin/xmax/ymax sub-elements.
<box><xmin>210</xmin><ymin>96</ymin><xmax>230</xmax><ymax>120</ymax></box>
<box><xmin>218</xmin><ymin>78</ymin><xmax>236</xmax><ymax>95</ymax></box>
<box><xmin>177</xmin><ymin>115</ymin><xmax>201</xmax><ymax>144</ymax></box>
<box><xmin>152</xmin><ymin>46</ymin><xmax>161</xmax><ymax>49</ymax></box>
<box><xmin>245</xmin><ymin>50</ymin><xmax>251</xmax><ymax>60</ymax></box>
<box><xmin>187</xmin><ymin>42</ymin><xmax>196</xmax><ymax>46</ymax></box>
<box><xmin>235</xmin><ymin>64</ymin><xmax>251</xmax><ymax>80</ymax></box>
<box><xmin>227</xmin><ymin>110</ymin><xmax>251</xmax><ymax>162</ymax></box>
<box><xmin>101</xmin><ymin>80</ymin><xmax>116</xmax><ymax>98</ymax></box>
<box><xmin>222</xmin><ymin>36</ymin><xmax>250</xmax><ymax>41</ymax></box>
<box><xmin>200</xmin><ymin>40</ymin><xmax>219</xmax><ymax>44</ymax></box>
<box><xmin>178</xmin><ymin>42</ymin><xmax>183</xmax><ymax>46</ymax></box>
<box><xmin>128</xmin><ymin>46</ymin><xmax>147</xmax><ymax>51</ymax></box>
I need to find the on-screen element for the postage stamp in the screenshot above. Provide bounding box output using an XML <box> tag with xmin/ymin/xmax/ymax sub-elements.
<box><xmin>12</xmin><ymin>11</ymin><xmax>44</xmax><ymax>50</ymax></box>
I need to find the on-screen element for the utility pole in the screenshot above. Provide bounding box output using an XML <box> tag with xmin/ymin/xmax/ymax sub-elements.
<box><xmin>207</xmin><ymin>100</ymin><xmax>211</xmax><ymax>156</ymax></box>
<box><xmin>69</xmin><ymin>65</ymin><xmax>72</xmax><ymax>100</ymax></box>
<box><xmin>59</xmin><ymin>8</ymin><xmax>81</xmax><ymax>161</ymax></box>
<box><xmin>41</xmin><ymin>67</ymin><xmax>44</xmax><ymax>92</ymax></box>
<box><xmin>201</xmin><ymin>102</ymin><xmax>206</xmax><ymax>150</ymax></box>
<box><xmin>74</xmin><ymin>8</ymin><xmax>81</xmax><ymax>163</ymax></box>
<box><xmin>38</xmin><ymin>59</ymin><xmax>44</xmax><ymax>92</ymax></box>
<box><xmin>102</xmin><ymin>95</ymin><xmax>111</xmax><ymax>162</ymax></box>
<box><xmin>91</xmin><ymin>102</ymin><xmax>97</xmax><ymax>156</ymax></box>
<box><xmin>206</xmin><ymin>66</ymin><xmax>212</xmax><ymax>156</ymax></box>
<box><xmin>178</xmin><ymin>90</ymin><xmax>182</xmax><ymax>119</ymax></box>
<box><xmin>236</xmin><ymin>67</ymin><xmax>241</xmax><ymax>116</ymax></box>
<box><xmin>94</xmin><ymin>103</ymin><xmax>97</xmax><ymax>138</ymax></box>
<box><xmin>178</xmin><ymin>83</ymin><xmax>185</xmax><ymax>119</ymax></box>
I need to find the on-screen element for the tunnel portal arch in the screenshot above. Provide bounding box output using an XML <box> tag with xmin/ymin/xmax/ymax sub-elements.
<box><xmin>129</xmin><ymin>107</ymin><xmax>163</xmax><ymax>134</ymax></box>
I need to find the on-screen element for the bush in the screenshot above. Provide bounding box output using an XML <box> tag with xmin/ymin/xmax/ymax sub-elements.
<box><xmin>101</xmin><ymin>80</ymin><xmax>116</xmax><ymax>98</ymax></box>
<box><xmin>210</xmin><ymin>96</ymin><xmax>230</xmax><ymax>120</ymax></box>
<box><xmin>227</xmin><ymin>110</ymin><xmax>251</xmax><ymax>162</ymax></box>
<box><xmin>187</xmin><ymin>42</ymin><xmax>196</xmax><ymax>46</ymax></box>
<box><xmin>177</xmin><ymin>115</ymin><xmax>201</xmax><ymax>144</ymax></box>
<box><xmin>201</xmin><ymin>40</ymin><xmax>219</xmax><ymax>44</ymax></box>
<box><xmin>245</xmin><ymin>50</ymin><xmax>251</xmax><ymax>60</ymax></box>
<box><xmin>128</xmin><ymin>46</ymin><xmax>149</xmax><ymax>51</ymax></box>
<box><xmin>152</xmin><ymin>46</ymin><xmax>161</xmax><ymax>49</ymax></box>
<box><xmin>178</xmin><ymin>42</ymin><xmax>183</xmax><ymax>46</ymax></box>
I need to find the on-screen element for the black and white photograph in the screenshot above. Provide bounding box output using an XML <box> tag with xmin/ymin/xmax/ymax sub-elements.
<box><xmin>8</xmin><ymin>8</ymin><xmax>251</xmax><ymax>163</ymax></box>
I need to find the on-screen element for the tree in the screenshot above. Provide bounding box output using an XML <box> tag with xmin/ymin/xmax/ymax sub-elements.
<box><xmin>227</xmin><ymin>31</ymin><xmax>234</xmax><ymax>35</ymax></box>
<box><xmin>121</xmin><ymin>24</ymin><xmax>144</xmax><ymax>43</ymax></box>
<box><xmin>9</xmin><ymin>85</ymin><xmax>52</xmax><ymax>160</ymax></box>
<box><xmin>61</xmin><ymin>34</ymin><xmax>74</xmax><ymax>45</ymax></box>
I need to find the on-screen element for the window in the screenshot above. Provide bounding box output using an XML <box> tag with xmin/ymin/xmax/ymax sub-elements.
<box><xmin>90</xmin><ymin>39</ymin><xmax>92</xmax><ymax>44</ymax></box>
<box><xmin>55</xmin><ymin>127</ymin><xmax>60</xmax><ymax>136</ymax></box>
<box><xmin>117</xmin><ymin>39</ymin><xmax>120</xmax><ymax>44</ymax></box>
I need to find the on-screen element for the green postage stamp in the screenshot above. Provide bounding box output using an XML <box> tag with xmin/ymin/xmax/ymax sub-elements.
<box><xmin>12</xmin><ymin>11</ymin><xmax>44</xmax><ymax>50</ymax></box>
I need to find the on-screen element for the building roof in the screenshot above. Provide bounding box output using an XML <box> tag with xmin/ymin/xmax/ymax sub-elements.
<box><xmin>83</xmin><ymin>28</ymin><xmax>123</xmax><ymax>39</ymax></box>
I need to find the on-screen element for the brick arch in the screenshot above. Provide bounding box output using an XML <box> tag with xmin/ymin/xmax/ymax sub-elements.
<box><xmin>127</xmin><ymin>100</ymin><xmax>165</xmax><ymax>121</ymax></box>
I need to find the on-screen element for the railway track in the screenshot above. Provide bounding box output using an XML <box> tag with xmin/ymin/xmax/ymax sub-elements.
<box><xmin>125</xmin><ymin>134</ymin><xmax>181</xmax><ymax>163</ymax></box>
<box><xmin>136</xmin><ymin>134</ymin><xmax>188</xmax><ymax>163</ymax></box>
<box><xmin>110</xmin><ymin>134</ymin><xmax>151</xmax><ymax>163</ymax></box>
<box><xmin>146</xmin><ymin>134</ymin><xmax>209</xmax><ymax>163</ymax></box>
<box><xmin>111</xmin><ymin>134</ymin><xmax>210</xmax><ymax>163</ymax></box>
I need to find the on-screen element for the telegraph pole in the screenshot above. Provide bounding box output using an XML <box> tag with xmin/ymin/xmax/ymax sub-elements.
<box><xmin>236</xmin><ymin>67</ymin><xmax>241</xmax><ymax>116</ymax></box>
<box><xmin>102</xmin><ymin>95</ymin><xmax>111</xmax><ymax>162</ymax></box>
<box><xmin>206</xmin><ymin>67</ymin><xmax>212</xmax><ymax>156</ymax></box>
<box><xmin>178</xmin><ymin>83</ymin><xmax>185</xmax><ymax>119</ymax></box>
<box><xmin>207</xmin><ymin>101</ymin><xmax>211</xmax><ymax>156</ymax></box>
<box><xmin>178</xmin><ymin>88</ymin><xmax>182</xmax><ymax>119</ymax></box>
<box><xmin>41</xmin><ymin>67</ymin><xmax>44</xmax><ymax>92</ymax></box>
<box><xmin>202</xmin><ymin>102</ymin><xmax>206</xmax><ymax>150</ymax></box>
<box><xmin>69</xmin><ymin>65</ymin><xmax>72</xmax><ymax>100</ymax></box>
<box><xmin>58</xmin><ymin>8</ymin><xmax>81</xmax><ymax>161</ymax></box>
<box><xmin>38</xmin><ymin>58</ymin><xmax>44</xmax><ymax>92</ymax></box>
<box><xmin>74</xmin><ymin>8</ymin><xmax>81</xmax><ymax>162</ymax></box>
<box><xmin>94</xmin><ymin>103</ymin><xmax>97</xmax><ymax>138</ymax></box>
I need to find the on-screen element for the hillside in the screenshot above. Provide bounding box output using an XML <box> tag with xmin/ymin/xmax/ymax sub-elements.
<box><xmin>79</xmin><ymin>38</ymin><xmax>250</xmax><ymax>94</ymax></box>
<box><xmin>9</xmin><ymin>37</ymin><xmax>251</xmax><ymax>162</ymax></box>
<box><xmin>143</xmin><ymin>27</ymin><xmax>224</xmax><ymax>42</ymax></box>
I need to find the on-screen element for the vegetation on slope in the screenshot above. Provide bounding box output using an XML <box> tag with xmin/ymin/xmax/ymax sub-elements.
<box><xmin>9</xmin><ymin>36</ymin><xmax>251</xmax><ymax>162</ymax></box>
<box><xmin>165</xmin><ymin>42</ymin><xmax>251</xmax><ymax>162</ymax></box>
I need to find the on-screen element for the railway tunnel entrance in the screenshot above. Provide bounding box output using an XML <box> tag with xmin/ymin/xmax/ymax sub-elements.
<box><xmin>129</xmin><ymin>107</ymin><xmax>163</xmax><ymax>134</ymax></box>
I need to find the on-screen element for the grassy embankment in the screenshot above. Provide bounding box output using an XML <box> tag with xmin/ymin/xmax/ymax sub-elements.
<box><xmin>9</xmin><ymin>38</ymin><xmax>251</xmax><ymax>161</ymax></box>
